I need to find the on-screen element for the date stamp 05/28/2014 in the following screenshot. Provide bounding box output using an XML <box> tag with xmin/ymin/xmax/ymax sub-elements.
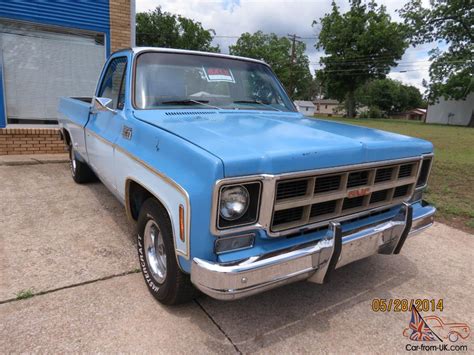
<box><xmin>371</xmin><ymin>298</ymin><xmax>444</xmax><ymax>312</ymax></box>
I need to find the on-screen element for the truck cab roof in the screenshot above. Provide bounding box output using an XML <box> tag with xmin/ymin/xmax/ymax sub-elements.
<box><xmin>111</xmin><ymin>47</ymin><xmax>269</xmax><ymax>66</ymax></box>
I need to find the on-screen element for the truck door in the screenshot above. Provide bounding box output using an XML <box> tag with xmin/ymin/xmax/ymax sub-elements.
<box><xmin>86</xmin><ymin>56</ymin><xmax>127</xmax><ymax>191</ymax></box>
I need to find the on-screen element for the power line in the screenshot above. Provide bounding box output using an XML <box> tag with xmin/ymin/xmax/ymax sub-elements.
<box><xmin>315</xmin><ymin>68</ymin><xmax>429</xmax><ymax>74</ymax></box>
<box><xmin>310</xmin><ymin>60</ymin><xmax>467</xmax><ymax>72</ymax></box>
<box><xmin>136</xmin><ymin>30</ymin><xmax>457</xmax><ymax>76</ymax></box>
<box><xmin>310</xmin><ymin>59</ymin><xmax>467</xmax><ymax>65</ymax></box>
<box><xmin>137</xmin><ymin>31</ymin><xmax>437</xmax><ymax>58</ymax></box>
<box><xmin>212</xmin><ymin>35</ymin><xmax>318</xmax><ymax>39</ymax></box>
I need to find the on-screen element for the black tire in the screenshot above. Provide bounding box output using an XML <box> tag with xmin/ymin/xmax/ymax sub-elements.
<box><xmin>137</xmin><ymin>198</ymin><xmax>197</xmax><ymax>305</ymax></box>
<box><xmin>68</xmin><ymin>144</ymin><xmax>96</xmax><ymax>184</ymax></box>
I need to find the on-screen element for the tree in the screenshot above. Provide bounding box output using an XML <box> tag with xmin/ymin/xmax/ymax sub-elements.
<box><xmin>136</xmin><ymin>7</ymin><xmax>219</xmax><ymax>52</ymax></box>
<box><xmin>400</xmin><ymin>0</ymin><xmax>473</xmax><ymax>102</ymax></box>
<box><xmin>403</xmin><ymin>85</ymin><xmax>426</xmax><ymax>109</ymax></box>
<box><xmin>315</xmin><ymin>0</ymin><xmax>409</xmax><ymax>117</ymax></box>
<box><xmin>306</xmin><ymin>76</ymin><xmax>325</xmax><ymax>100</ymax></box>
<box><xmin>229</xmin><ymin>31</ymin><xmax>313</xmax><ymax>99</ymax></box>
<box><xmin>356</xmin><ymin>78</ymin><xmax>424</xmax><ymax>114</ymax></box>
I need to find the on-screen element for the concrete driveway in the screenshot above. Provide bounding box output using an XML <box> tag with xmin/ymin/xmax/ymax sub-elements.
<box><xmin>1</xmin><ymin>161</ymin><xmax>473</xmax><ymax>353</ymax></box>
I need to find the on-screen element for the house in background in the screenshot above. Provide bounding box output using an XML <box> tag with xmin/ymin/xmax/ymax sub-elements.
<box><xmin>0</xmin><ymin>0</ymin><xmax>135</xmax><ymax>155</ymax></box>
<box><xmin>396</xmin><ymin>108</ymin><xmax>427</xmax><ymax>121</ymax></box>
<box><xmin>426</xmin><ymin>93</ymin><xmax>474</xmax><ymax>127</ymax></box>
<box><xmin>314</xmin><ymin>98</ymin><xmax>344</xmax><ymax>116</ymax></box>
<box><xmin>294</xmin><ymin>100</ymin><xmax>315</xmax><ymax>116</ymax></box>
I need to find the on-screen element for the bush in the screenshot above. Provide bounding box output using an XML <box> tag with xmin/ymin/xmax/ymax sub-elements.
<box><xmin>358</xmin><ymin>107</ymin><xmax>386</xmax><ymax>118</ymax></box>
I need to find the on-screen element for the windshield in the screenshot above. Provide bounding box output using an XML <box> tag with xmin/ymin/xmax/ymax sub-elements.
<box><xmin>134</xmin><ymin>52</ymin><xmax>295</xmax><ymax>112</ymax></box>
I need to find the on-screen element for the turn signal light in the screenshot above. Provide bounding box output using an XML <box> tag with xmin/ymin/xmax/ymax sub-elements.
<box><xmin>179</xmin><ymin>204</ymin><xmax>185</xmax><ymax>242</ymax></box>
<box><xmin>409</xmin><ymin>189</ymin><xmax>424</xmax><ymax>203</ymax></box>
<box><xmin>215</xmin><ymin>233</ymin><xmax>255</xmax><ymax>254</ymax></box>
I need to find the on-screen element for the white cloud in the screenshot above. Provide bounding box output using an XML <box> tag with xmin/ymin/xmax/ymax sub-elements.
<box><xmin>136</xmin><ymin>0</ymin><xmax>435</xmax><ymax>91</ymax></box>
<box><xmin>388</xmin><ymin>43</ymin><xmax>436</xmax><ymax>93</ymax></box>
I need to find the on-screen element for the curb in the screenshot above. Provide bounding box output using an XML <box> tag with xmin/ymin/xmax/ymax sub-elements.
<box><xmin>0</xmin><ymin>154</ymin><xmax>69</xmax><ymax>166</ymax></box>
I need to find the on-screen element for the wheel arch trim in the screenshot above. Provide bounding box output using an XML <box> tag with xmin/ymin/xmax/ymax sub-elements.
<box><xmin>124</xmin><ymin>176</ymin><xmax>190</xmax><ymax>265</ymax></box>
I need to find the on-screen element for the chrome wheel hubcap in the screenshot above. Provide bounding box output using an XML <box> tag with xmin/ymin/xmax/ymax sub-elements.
<box><xmin>144</xmin><ymin>220</ymin><xmax>167</xmax><ymax>283</ymax></box>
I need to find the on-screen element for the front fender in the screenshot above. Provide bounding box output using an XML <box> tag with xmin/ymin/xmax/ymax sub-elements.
<box><xmin>114</xmin><ymin>118</ymin><xmax>224</xmax><ymax>273</ymax></box>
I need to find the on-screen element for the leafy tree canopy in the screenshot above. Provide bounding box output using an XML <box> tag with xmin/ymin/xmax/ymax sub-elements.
<box><xmin>315</xmin><ymin>0</ymin><xmax>409</xmax><ymax>117</ymax></box>
<box><xmin>356</xmin><ymin>78</ymin><xmax>424</xmax><ymax>114</ymax></box>
<box><xmin>400</xmin><ymin>0</ymin><xmax>473</xmax><ymax>102</ymax></box>
<box><xmin>136</xmin><ymin>6</ymin><xmax>220</xmax><ymax>52</ymax></box>
<box><xmin>229</xmin><ymin>31</ymin><xmax>313</xmax><ymax>99</ymax></box>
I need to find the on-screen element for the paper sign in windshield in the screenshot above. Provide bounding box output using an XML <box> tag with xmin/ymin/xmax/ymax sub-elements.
<box><xmin>204</xmin><ymin>67</ymin><xmax>235</xmax><ymax>83</ymax></box>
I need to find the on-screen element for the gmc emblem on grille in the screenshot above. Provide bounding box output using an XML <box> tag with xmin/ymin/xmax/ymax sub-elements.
<box><xmin>347</xmin><ymin>187</ymin><xmax>371</xmax><ymax>198</ymax></box>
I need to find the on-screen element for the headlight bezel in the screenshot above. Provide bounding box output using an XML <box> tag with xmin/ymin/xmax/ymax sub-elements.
<box><xmin>415</xmin><ymin>156</ymin><xmax>433</xmax><ymax>189</ymax></box>
<box><xmin>411</xmin><ymin>154</ymin><xmax>433</xmax><ymax>203</ymax></box>
<box><xmin>216</xmin><ymin>181</ymin><xmax>262</xmax><ymax>230</ymax></box>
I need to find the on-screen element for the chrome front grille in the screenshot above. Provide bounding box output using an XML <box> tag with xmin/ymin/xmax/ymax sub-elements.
<box><xmin>314</xmin><ymin>175</ymin><xmax>341</xmax><ymax>193</ymax></box>
<box><xmin>276</xmin><ymin>179</ymin><xmax>308</xmax><ymax>200</ymax></box>
<box><xmin>374</xmin><ymin>167</ymin><xmax>394</xmax><ymax>183</ymax></box>
<box><xmin>271</xmin><ymin>160</ymin><xmax>420</xmax><ymax>232</ymax></box>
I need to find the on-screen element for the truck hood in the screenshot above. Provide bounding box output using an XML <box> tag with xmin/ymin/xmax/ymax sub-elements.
<box><xmin>133</xmin><ymin>110</ymin><xmax>433</xmax><ymax>177</ymax></box>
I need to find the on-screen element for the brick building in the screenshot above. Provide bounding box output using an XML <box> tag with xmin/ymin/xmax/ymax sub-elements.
<box><xmin>0</xmin><ymin>0</ymin><xmax>134</xmax><ymax>154</ymax></box>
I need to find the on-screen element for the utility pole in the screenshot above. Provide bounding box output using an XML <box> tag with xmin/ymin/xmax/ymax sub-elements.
<box><xmin>287</xmin><ymin>34</ymin><xmax>302</xmax><ymax>98</ymax></box>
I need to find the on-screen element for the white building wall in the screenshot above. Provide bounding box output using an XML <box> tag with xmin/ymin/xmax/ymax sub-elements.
<box><xmin>316</xmin><ymin>103</ymin><xmax>340</xmax><ymax>115</ymax></box>
<box><xmin>294</xmin><ymin>101</ymin><xmax>315</xmax><ymax>116</ymax></box>
<box><xmin>426</xmin><ymin>93</ymin><xmax>474</xmax><ymax>126</ymax></box>
<box><xmin>298</xmin><ymin>106</ymin><xmax>315</xmax><ymax>116</ymax></box>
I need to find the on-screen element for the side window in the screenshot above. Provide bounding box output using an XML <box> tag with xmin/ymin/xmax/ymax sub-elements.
<box><xmin>98</xmin><ymin>57</ymin><xmax>127</xmax><ymax>109</ymax></box>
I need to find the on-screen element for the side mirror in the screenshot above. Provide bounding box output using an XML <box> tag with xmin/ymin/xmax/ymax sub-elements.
<box><xmin>92</xmin><ymin>97</ymin><xmax>116</xmax><ymax>114</ymax></box>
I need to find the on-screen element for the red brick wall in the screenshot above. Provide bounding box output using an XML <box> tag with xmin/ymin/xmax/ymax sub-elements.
<box><xmin>0</xmin><ymin>128</ymin><xmax>66</xmax><ymax>155</ymax></box>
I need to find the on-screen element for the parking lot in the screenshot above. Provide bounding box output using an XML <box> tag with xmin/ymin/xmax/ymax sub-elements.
<box><xmin>1</xmin><ymin>161</ymin><xmax>473</xmax><ymax>353</ymax></box>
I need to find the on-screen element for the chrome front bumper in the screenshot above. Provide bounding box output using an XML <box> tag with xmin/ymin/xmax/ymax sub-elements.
<box><xmin>191</xmin><ymin>202</ymin><xmax>436</xmax><ymax>300</ymax></box>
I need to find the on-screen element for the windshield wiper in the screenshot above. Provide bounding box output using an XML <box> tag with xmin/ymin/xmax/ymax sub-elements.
<box><xmin>160</xmin><ymin>99</ymin><xmax>221</xmax><ymax>110</ymax></box>
<box><xmin>233</xmin><ymin>100</ymin><xmax>281</xmax><ymax>112</ymax></box>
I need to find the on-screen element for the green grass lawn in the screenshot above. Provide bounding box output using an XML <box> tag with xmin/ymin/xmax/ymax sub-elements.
<box><xmin>320</xmin><ymin>117</ymin><xmax>474</xmax><ymax>233</ymax></box>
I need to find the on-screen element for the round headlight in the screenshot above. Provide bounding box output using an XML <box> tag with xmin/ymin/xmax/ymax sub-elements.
<box><xmin>219</xmin><ymin>185</ymin><xmax>250</xmax><ymax>221</ymax></box>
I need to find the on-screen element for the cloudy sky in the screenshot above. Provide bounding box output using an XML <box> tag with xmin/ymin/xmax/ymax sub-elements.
<box><xmin>136</xmin><ymin>0</ymin><xmax>438</xmax><ymax>92</ymax></box>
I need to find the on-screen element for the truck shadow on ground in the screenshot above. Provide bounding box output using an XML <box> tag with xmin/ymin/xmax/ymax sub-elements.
<box><xmin>86</xmin><ymin>181</ymin><xmax>137</xmax><ymax>244</ymax></box>
<box><xmin>195</xmin><ymin>254</ymin><xmax>418</xmax><ymax>352</ymax></box>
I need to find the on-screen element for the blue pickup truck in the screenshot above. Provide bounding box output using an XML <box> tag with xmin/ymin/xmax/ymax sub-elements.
<box><xmin>58</xmin><ymin>47</ymin><xmax>436</xmax><ymax>305</ymax></box>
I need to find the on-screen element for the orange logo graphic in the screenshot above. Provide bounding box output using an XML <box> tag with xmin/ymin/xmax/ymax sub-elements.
<box><xmin>347</xmin><ymin>187</ymin><xmax>371</xmax><ymax>198</ymax></box>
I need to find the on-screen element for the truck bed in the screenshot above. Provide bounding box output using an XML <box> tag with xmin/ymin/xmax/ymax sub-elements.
<box><xmin>70</xmin><ymin>97</ymin><xmax>93</xmax><ymax>104</ymax></box>
<box><xmin>58</xmin><ymin>96</ymin><xmax>93</xmax><ymax>159</ymax></box>
<box><xmin>58</xmin><ymin>97</ymin><xmax>92</xmax><ymax>128</ymax></box>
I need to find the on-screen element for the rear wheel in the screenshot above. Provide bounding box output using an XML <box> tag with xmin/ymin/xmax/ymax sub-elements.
<box><xmin>137</xmin><ymin>198</ymin><xmax>197</xmax><ymax>305</ymax></box>
<box><xmin>68</xmin><ymin>144</ymin><xmax>96</xmax><ymax>184</ymax></box>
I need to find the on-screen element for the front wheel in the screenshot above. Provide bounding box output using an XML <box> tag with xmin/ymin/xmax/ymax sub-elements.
<box><xmin>137</xmin><ymin>198</ymin><xmax>197</xmax><ymax>305</ymax></box>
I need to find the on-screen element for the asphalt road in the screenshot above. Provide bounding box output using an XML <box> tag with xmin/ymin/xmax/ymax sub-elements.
<box><xmin>1</xmin><ymin>161</ymin><xmax>473</xmax><ymax>353</ymax></box>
